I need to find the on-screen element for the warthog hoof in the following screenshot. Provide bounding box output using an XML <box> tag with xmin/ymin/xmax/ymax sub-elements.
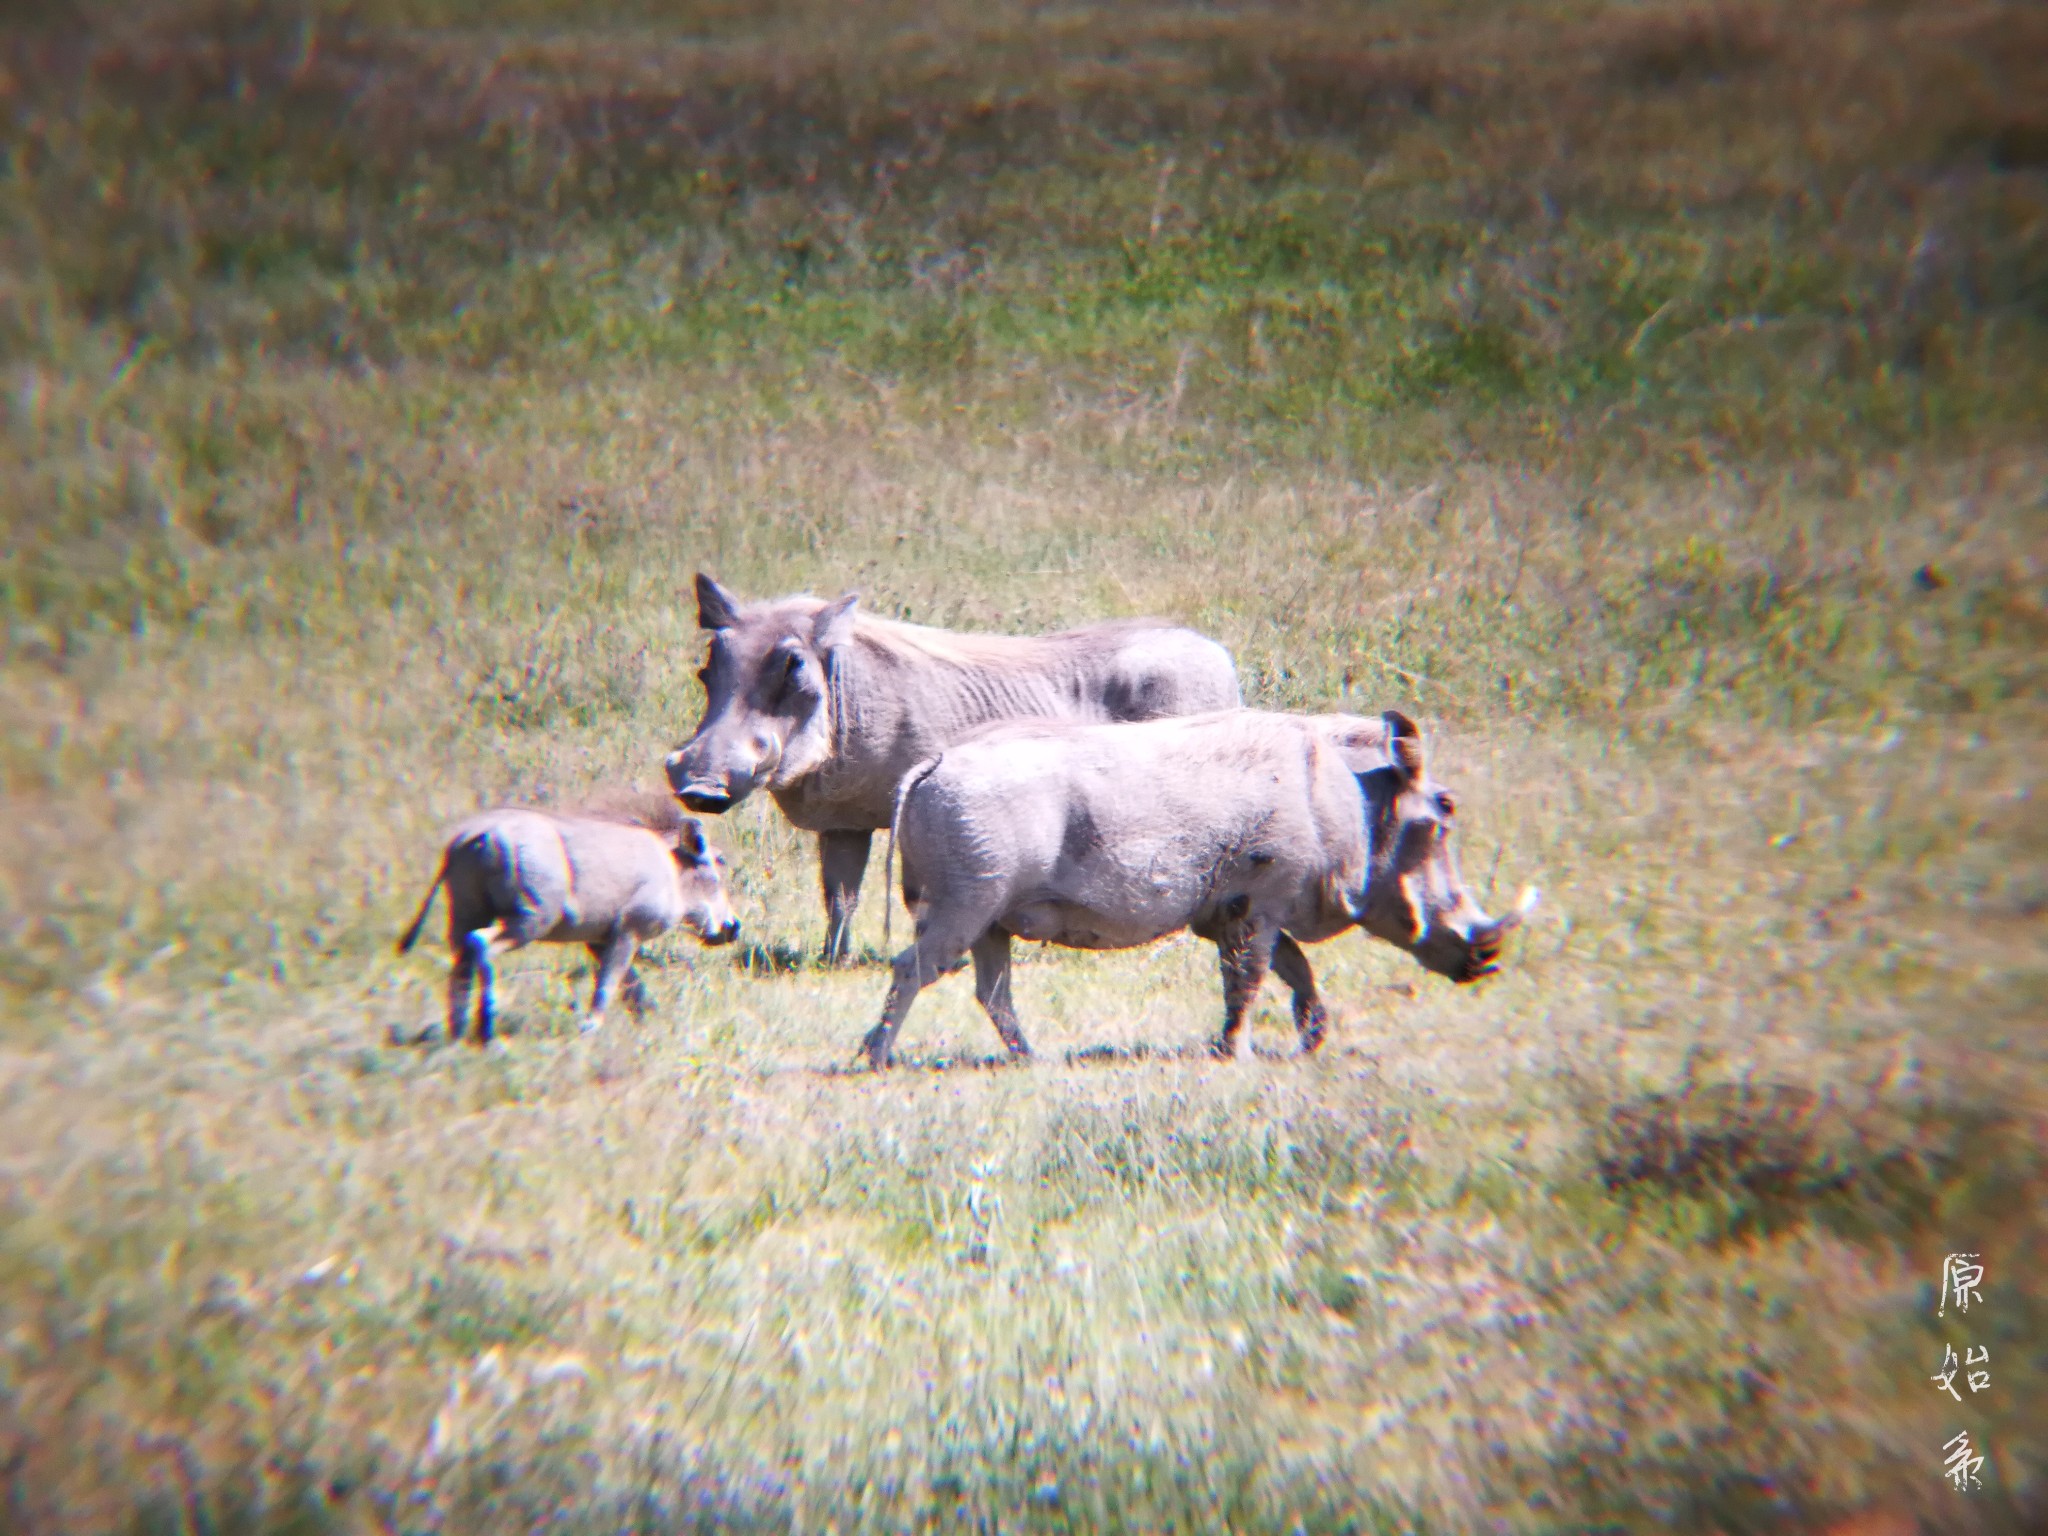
<box><xmin>860</xmin><ymin>1024</ymin><xmax>895</xmax><ymax>1069</ymax></box>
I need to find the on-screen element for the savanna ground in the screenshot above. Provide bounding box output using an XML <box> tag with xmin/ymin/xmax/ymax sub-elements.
<box><xmin>2</xmin><ymin>0</ymin><xmax>2045</xmax><ymax>1530</ymax></box>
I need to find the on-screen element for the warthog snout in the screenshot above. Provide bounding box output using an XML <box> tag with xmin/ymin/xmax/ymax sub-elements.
<box><xmin>664</xmin><ymin>748</ymin><xmax>735</xmax><ymax>814</ymax></box>
<box><xmin>1416</xmin><ymin>886</ymin><xmax>1539</xmax><ymax>983</ymax></box>
<box><xmin>703</xmin><ymin>915</ymin><xmax>742</xmax><ymax>947</ymax></box>
<box><xmin>665</xmin><ymin>741</ymin><xmax>777</xmax><ymax>816</ymax></box>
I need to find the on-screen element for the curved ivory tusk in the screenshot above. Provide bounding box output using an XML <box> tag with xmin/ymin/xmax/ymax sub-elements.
<box><xmin>1478</xmin><ymin>886</ymin><xmax>1541</xmax><ymax>941</ymax></box>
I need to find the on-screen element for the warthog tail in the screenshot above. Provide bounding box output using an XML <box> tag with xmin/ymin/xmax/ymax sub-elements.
<box><xmin>883</xmin><ymin>756</ymin><xmax>945</xmax><ymax>951</ymax></box>
<box><xmin>396</xmin><ymin>863</ymin><xmax>448</xmax><ymax>956</ymax></box>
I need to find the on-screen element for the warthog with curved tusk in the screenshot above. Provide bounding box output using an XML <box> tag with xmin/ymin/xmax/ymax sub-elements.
<box><xmin>397</xmin><ymin>795</ymin><xmax>740</xmax><ymax>1045</ymax></box>
<box><xmin>862</xmin><ymin>709</ymin><xmax>1534</xmax><ymax>1067</ymax></box>
<box><xmin>664</xmin><ymin>572</ymin><xmax>1240</xmax><ymax>964</ymax></box>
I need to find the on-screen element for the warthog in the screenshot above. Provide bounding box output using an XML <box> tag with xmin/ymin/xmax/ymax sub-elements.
<box><xmin>396</xmin><ymin>796</ymin><xmax>740</xmax><ymax>1044</ymax></box>
<box><xmin>862</xmin><ymin>709</ymin><xmax>1535</xmax><ymax>1067</ymax></box>
<box><xmin>665</xmin><ymin>573</ymin><xmax>1240</xmax><ymax>962</ymax></box>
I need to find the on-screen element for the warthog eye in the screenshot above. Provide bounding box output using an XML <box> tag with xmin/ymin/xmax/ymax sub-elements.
<box><xmin>773</xmin><ymin>649</ymin><xmax>805</xmax><ymax>698</ymax></box>
<box><xmin>1435</xmin><ymin>791</ymin><xmax>1456</xmax><ymax>818</ymax></box>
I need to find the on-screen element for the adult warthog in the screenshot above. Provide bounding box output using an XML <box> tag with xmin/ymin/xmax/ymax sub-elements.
<box><xmin>861</xmin><ymin>709</ymin><xmax>1535</xmax><ymax>1067</ymax></box>
<box><xmin>397</xmin><ymin>796</ymin><xmax>740</xmax><ymax>1045</ymax></box>
<box><xmin>665</xmin><ymin>573</ymin><xmax>1240</xmax><ymax>962</ymax></box>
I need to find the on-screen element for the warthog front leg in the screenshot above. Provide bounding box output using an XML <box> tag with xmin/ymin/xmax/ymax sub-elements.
<box><xmin>818</xmin><ymin>829</ymin><xmax>873</xmax><ymax>965</ymax></box>
<box><xmin>1212</xmin><ymin>909</ymin><xmax>1276</xmax><ymax>1062</ymax></box>
<box><xmin>970</xmin><ymin>929</ymin><xmax>1031</xmax><ymax>1058</ymax></box>
<box><xmin>1269</xmin><ymin>931</ymin><xmax>1328</xmax><ymax>1054</ymax></box>
<box><xmin>584</xmin><ymin>929</ymin><xmax>641</xmax><ymax>1033</ymax></box>
<box><xmin>587</xmin><ymin>941</ymin><xmax>656</xmax><ymax>1018</ymax></box>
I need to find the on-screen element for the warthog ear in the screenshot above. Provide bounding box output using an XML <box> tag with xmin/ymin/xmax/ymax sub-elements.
<box><xmin>1383</xmin><ymin>709</ymin><xmax>1425</xmax><ymax>779</ymax></box>
<box><xmin>696</xmin><ymin>573</ymin><xmax>742</xmax><ymax>631</ymax></box>
<box><xmin>1329</xmin><ymin>716</ymin><xmax>1391</xmax><ymax>775</ymax></box>
<box><xmin>812</xmin><ymin>592</ymin><xmax>859</xmax><ymax>652</ymax></box>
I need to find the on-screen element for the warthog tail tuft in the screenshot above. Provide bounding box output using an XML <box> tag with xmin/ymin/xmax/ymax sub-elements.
<box><xmin>396</xmin><ymin>863</ymin><xmax>448</xmax><ymax>955</ymax></box>
<box><xmin>884</xmin><ymin>756</ymin><xmax>945</xmax><ymax>951</ymax></box>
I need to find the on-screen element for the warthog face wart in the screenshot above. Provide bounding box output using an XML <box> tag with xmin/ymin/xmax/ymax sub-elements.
<box><xmin>665</xmin><ymin>574</ymin><xmax>856</xmax><ymax>815</ymax></box>
<box><xmin>1350</xmin><ymin>711</ymin><xmax>1533</xmax><ymax>982</ymax></box>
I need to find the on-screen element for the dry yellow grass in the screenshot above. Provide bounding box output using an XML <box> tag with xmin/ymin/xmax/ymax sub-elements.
<box><xmin>2</xmin><ymin>0</ymin><xmax>2045</xmax><ymax>1531</ymax></box>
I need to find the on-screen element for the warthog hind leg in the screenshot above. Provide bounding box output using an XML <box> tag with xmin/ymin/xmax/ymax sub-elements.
<box><xmin>970</xmin><ymin>929</ymin><xmax>1031</xmax><ymax>1058</ymax></box>
<box><xmin>819</xmin><ymin>829</ymin><xmax>873</xmax><ymax>965</ymax></box>
<box><xmin>465</xmin><ymin>926</ymin><xmax>502</xmax><ymax>1044</ymax></box>
<box><xmin>1212</xmin><ymin>909</ymin><xmax>1276</xmax><ymax>1062</ymax></box>
<box><xmin>863</xmin><ymin>904</ymin><xmax>988</xmax><ymax>1068</ymax></box>
<box><xmin>621</xmin><ymin>964</ymin><xmax>655</xmax><ymax>1015</ymax></box>
<box><xmin>445</xmin><ymin>944</ymin><xmax>477</xmax><ymax>1043</ymax></box>
<box><xmin>863</xmin><ymin>949</ymin><xmax>937</xmax><ymax>1069</ymax></box>
<box><xmin>464</xmin><ymin>914</ymin><xmax>546</xmax><ymax>1046</ymax></box>
<box><xmin>1269</xmin><ymin>932</ymin><xmax>1328</xmax><ymax>1053</ymax></box>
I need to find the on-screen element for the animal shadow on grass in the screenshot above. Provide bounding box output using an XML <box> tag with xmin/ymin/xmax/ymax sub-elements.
<box><xmin>733</xmin><ymin>940</ymin><xmax>896</xmax><ymax>976</ymax></box>
<box><xmin>386</xmin><ymin>1014</ymin><xmax>537</xmax><ymax>1049</ymax></box>
<box><xmin>627</xmin><ymin>944</ymin><xmax>704</xmax><ymax>973</ymax></box>
<box><xmin>734</xmin><ymin>939</ymin><xmax>807</xmax><ymax>976</ymax></box>
<box><xmin>1069</xmin><ymin>1040</ymin><xmax>1245</xmax><ymax>1066</ymax></box>
<box><xmin>1067</xmin><ymin>1036</ymin><xmax>1352</xmax><ymax>1065</ymax></box>
<box><xmin>807</xmin><ymin>1050</ymin><xmax>1024</xmax><ymax>1078</ymax></box>
<box><xmin>800</xmin><ymin>1038</ymin><xmax>1330</xmax><ymax>1076</ymax></box>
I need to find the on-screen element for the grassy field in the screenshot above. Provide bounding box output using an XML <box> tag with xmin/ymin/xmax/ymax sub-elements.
<box><xmin>2</xmin><ymin>0</ymin><xmax>2045</xmax><ymax>1531</ymax></box>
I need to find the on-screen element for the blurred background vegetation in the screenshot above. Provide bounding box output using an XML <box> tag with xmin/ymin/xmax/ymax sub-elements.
<box><xmin>10</xmin><ymin>0</ymin><xmax>2047</xmax><ymax>436</ymax></box>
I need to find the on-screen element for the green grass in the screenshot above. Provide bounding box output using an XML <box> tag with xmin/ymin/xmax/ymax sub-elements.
<box><xmin>2</xmin><ymin>0</ymin><xmax>2045</xmax><ymax>1532</ymax></box>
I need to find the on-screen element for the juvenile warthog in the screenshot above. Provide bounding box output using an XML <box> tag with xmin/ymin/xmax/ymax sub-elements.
<box><xmin>862</xmin><ymin>709</ymin><xmax>1535</xmax><ymax>1067</ymax></box>
<box><xmin>397</xmin><ymin>796</ymin><xmax>740</xmax><ymax>1044</ymax></box>
<box><xmin>665</xmin><ymin>573</ymin><xmax>1240</xmax><ymax>963</ymax></box>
